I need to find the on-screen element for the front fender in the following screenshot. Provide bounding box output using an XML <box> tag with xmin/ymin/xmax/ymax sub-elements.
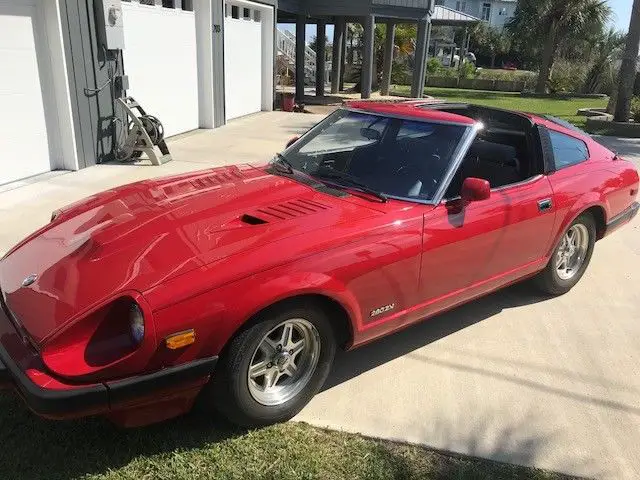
<box><xmin>150</xmin><ymin>269</ymin><xmax>362</xmax><ymax>365</ymax></box>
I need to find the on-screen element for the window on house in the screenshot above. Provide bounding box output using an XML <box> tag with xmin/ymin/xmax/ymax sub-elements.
<box><xmin>182</xmin><ymin>0</ymin><xmax>193</xmax><ymax>11</ymax></box>
<box><xmin>482</xmin><ymin>2</ymin><xmax>491</xmax><ymax>21</ymax></box>
<box><xmin>243</xmin><ymin>8</ymin><xmax>251</xmax><ymax>19</ymax></box>
<box><xmin>139</xmin><ymin>0</ymin><xmax>156</xmax><ymax>5</ymax></box>
<box><xmin>254</xmin><ymin>10</ymin><xmax>261</xmax><ymax>22</ymax></box>
<box><xmin>549</xmin><ymin>131</ymin><xmax>589</xmax><ymax>169</ymax></box>
<box><xmin>231</xmin><ymin>5</ymin><xmax>239</xmax><ymax>18</ymax></box>
<box><xmin>455</xmin><ymin>1</ymin><xmax>467</xmax><ymax>12</ymax></box>
<box><xmin>434</xmin><ymin>0</ymin><xmax>444</xmax><ymax>5</ymax></box>
<box><xmin>162</xmin><ymin>0</ymin><xmax>174</xmax><ymax>8</ymax></box>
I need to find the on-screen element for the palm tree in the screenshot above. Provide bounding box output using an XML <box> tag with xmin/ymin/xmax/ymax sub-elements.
<box><xmin>582</xmin><ymin>29</ymin><xmax>625</xmax><ymax>94</ymax></box>
<box><xmin>507</xmin><ymin>0</ymin><xmax>611</xmax><ymax>93</ymax></box>
<box><xmin>613</xmin><ymin>0</ymin><xmax>640</xmax><ymax>122</ymax></box>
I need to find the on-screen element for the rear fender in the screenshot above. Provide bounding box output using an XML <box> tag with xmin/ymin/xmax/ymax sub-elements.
<box><xmin>545</xmin><ymin>193</ymin><xmax>609</xmax><ymax>257</ymax></box>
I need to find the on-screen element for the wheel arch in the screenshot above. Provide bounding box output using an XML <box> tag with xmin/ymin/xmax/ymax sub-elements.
<box><xmin>546</xmin><ymin>197</ymin><xmax>608</xmax><ymax>258</ymax></box>
<box><xmin>583</xmin><ymin>205</ymin><xmax>606</xmax><ymax>240</ymax></box>
<box><xmin>243</xmin><ymin>294</ymin><xmax>354</xmax><ymax>349</ymax></box>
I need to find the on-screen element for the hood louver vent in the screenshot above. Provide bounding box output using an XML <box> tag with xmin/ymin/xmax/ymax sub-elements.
<box><xmin>244</xmin><ymin>199</ymin><xmax>331</xmax><ymax>224</ymax></box>
<box><xmin>161</xmin><ymin>170</ymin><xmax>244</xmax><ymax>198</ymax></box>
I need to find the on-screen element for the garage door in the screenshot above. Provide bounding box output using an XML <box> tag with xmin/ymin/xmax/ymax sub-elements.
<box><xmin>0</xmin><ymin>1</ymin><xmax>54</xmax><ymax>185</ymax></box>
<box><xmin>122</xmin><ymin>1</ymin><xmax>198</xmax><ymax>137</ymax></box>
<box><xmin>224</xmin><ymin>2</ymin><xmax>265</xmax><ymax>121</ymax></box>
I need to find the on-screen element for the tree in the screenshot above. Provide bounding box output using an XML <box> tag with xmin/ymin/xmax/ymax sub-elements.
<box><xmin>308</xmin><ymin>35</ymin><xmax>331</xmax><ymax>61</ymax></box>
<box><xmin>471</xmin><ymin>23</ymin><xmax>511</xmax><ymax>68</ymax></box>
<box><xmin>582</xmin><ymin>29</ymin><xmax>625</xmax><ymax>94</ymax></box>
<box><xmin>614</xmin><ymin>0</ymin><xmax>640</xmax><ymax>122</ymax></box>
<box><xmin>506</xmin><ymin>0</ymin><xmax>611</xmax><ymax>93</ymax></box>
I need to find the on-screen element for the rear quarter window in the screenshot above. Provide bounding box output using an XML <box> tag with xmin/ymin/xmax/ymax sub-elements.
<box><xmin>548</xmin><ymin>130</ymin><xmax>589</xmax><ymax>169</ymax></box>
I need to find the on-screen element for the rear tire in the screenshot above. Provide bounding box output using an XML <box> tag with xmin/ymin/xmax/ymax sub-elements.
<box><xmin>534</xmin><ymin>213</ymin><xmax>596</xmax><ymax>295</ymax></box>
<box><xmin>209</xmin><ymin>301</ymin><xmax>336</xmax><ymax>428</ymax></box>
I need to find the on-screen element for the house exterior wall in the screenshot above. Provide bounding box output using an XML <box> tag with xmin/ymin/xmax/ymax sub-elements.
<box><xmin>436</xmin><ymin>0</ymin><xmax>514</xmax><ymax>28</ymax></box>
<box><xmin>59</xmin><ymin>0</ymin><xmax>123</xmax><ymax>168</ymax></box>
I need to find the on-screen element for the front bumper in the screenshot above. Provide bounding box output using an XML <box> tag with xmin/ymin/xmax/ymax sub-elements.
<box><xmin>0</xmin><ymin>300</ymin><xmax>217</xmax><ymax>419</ymax></box>
<box><xmin>604</xmin><ymin>201</ymin><xmax>639</xmax><ymax>237</ymax></box>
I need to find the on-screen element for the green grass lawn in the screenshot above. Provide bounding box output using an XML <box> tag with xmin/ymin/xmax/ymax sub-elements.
<box><xmin>0</xmin><ymin>393</ymin><xmax>571</xmax><ymax>480</ymax></box>
<box><xmin>389</xmin><ymin>86</ymin><xmax>607</xmax><ymax>130</ymax></box>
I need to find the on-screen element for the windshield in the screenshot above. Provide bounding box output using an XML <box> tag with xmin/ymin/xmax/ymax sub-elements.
<box><xmin>278</xmin><ymin>109</ymin><xmax>469</xmax><ymax>202</ymax></box>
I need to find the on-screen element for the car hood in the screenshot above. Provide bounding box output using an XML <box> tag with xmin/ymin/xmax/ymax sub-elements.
<box><xmin>0</xmin><ymin>164</ymin><xmax>382</xmax><ymax>345</ymax></box>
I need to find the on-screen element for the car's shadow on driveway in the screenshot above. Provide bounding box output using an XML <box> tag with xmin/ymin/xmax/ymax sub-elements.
<box><xmin>323</xmin><ymin>281</ymin><xmax>549</xmax><ymax>391</ymax></box>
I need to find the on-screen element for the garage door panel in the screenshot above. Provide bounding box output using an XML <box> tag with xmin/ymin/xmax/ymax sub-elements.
<box><xmin>224</xmin><ymin>14</ymin><xmax>263</xmax><ymax>121</ymax></box>
<box><xmin>122</xmin><ymin>3</ymin><xmax>198</xmax><ymax>137</ymax></box>
<box><xmin>0</xmin><ymin>4</ymin><xmax>52</xmax><ymax>185</ymax></box>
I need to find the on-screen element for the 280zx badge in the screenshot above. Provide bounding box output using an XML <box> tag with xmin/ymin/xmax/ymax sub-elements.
<box><xmin>370</xmin><ymin>303</ymin><xmax>395</xmax><ymax>317</ymax></box>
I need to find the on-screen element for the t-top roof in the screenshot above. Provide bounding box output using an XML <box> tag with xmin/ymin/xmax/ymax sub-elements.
<box><xmin>345</xmin><ymin>100</ymin><xmax>477</xmax><ymax>126</ymax></box>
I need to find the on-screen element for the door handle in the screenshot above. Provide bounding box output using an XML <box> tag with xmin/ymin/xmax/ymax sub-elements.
<box><xmin>538</xmin><ymin>198</ymin><xmax>553</xmax><ymax>211</ymax></box>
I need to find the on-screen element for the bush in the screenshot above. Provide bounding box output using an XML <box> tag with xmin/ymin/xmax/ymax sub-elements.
<box><xmin>459</xmin><ymin>61</ymin><xmax>476</xmax><ymax>79</ymax></box>
<box><xmin>426</xmin><ymin>58</ymin><xmax>442</xmax><ymax>74</ymax></box>
<box><xmin>547</xmin><ymin>60</ymin><xmax>588</xmax><ymax>93</ymax></box>
<box><xmin>475</xmin><ymin>69</ymin><xmax>537</xmax><ymax>83</ymax></box>
<box><xmin>631</xmin><ymin>97</ymin><xmax>640</xmax><ymax>123</ymax></box>
<box><xmin>390</xmin><ymin>61</ymin><xmax>411</xmax><ymax>85</ymax></box>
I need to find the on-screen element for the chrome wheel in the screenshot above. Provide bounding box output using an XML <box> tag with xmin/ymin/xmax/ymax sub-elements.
<box><xmin>247</xmin><ymin>318</ymin><xmax>321</xmax><ymax>406</ymax></box>
<box><xmin>556</xmin><ymin>224</ymin><xmax>589</xmax><ymax>280</ymax></box>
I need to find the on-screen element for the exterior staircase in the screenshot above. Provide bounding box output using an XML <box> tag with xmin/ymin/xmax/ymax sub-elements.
<box><xmin>276</xmin><ymin>28</ymin><xmax>330</xmax><ymax>87</ymax></box>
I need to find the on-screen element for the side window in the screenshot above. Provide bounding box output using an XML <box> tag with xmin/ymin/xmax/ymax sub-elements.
<box><xmin>549</xmin><ymin>130</ymin><xmax>589</xmax><ymax>169</ymax></box>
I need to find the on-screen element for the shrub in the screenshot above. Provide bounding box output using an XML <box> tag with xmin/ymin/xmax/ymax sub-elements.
<box><xmin>547</xmin><ymin>60</ymin><xmax>587</xmax><ymax>93</ymax></box>
<box><xmin>631</xmin><ymin>97</ymin><xmax>640</xmax><ymax>123</ymax></box>
<box><xmin>459</xmin><ymin>61</ymin><xmax>476</xmax><ymax>79</ymax></box>
<box><xmin>426</xmin><ymin>58</ymin><xmax>442</xmax><ymax>74</ymax></box>
<box><xmin>390</xmin><ymin>61</ymin><xmax>411</xmax><ymax>85</ymax></box>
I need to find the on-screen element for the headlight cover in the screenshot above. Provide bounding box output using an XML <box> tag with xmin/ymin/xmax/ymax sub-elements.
<box><xmin>129</xmin><ymin>303</ymin><xmax>145</xmax><ymax>345</ymax></box>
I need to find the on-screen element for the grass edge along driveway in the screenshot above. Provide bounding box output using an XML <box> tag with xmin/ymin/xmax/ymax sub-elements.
<box><xmin>0</xmin><ymin>393</ymin><xmax>574</xmax><ymax>480</ymax></box>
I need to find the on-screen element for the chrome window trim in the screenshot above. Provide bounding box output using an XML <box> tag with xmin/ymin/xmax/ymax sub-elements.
<box><xmin>441</xmin><ymin>174</ymin><xmax>545</xmax><ymax>202</ymax></box>
<box><xmin>491</xmin><ymin>174</ymin><xmax>544</xmax><ymax>192</ymax></box>
<box><xmin>431</xmin><ymin>122</ymin><xmax>483</xmax><ymax>205</ymax></box>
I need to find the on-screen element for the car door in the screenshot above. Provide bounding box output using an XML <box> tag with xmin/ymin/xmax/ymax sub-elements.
<box><xmin>412</xmin><ymin>175</ymin><xmax>556</xmax><ymax>321</ymax></box>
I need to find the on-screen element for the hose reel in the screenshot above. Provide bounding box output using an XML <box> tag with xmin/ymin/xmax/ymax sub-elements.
<box><xmin>116</xmin><ymin>97</ymin><xmax>171</xmax><ymax>165</ymax></box>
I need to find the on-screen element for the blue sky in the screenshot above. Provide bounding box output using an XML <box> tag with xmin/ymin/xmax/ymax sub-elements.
<box><xmin>608</xmin><ymin>0</ymin><xmax>632</xmax><ymax>31</ymax></box>
<box><xmin>279</xmin><ymin>0</ymin><xmax>632</xmax><ymax>44</ymax></box>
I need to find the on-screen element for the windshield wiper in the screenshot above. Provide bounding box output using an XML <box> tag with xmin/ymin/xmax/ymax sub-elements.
<box><xmin>313</xmin><ymin>168</ymin><xmax>387</xmax><ymax>203</ymax></box>
<box><xmin>272</xmin><ymin>153</ymin><xmax>294</xmax><ymax>174</ymax></box>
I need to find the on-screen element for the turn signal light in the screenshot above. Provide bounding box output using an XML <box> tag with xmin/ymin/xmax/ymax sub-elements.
<box><xmin>165</xmin><ymin>329</ymin><xmax>196</xmax><ymax>350</ymax></box>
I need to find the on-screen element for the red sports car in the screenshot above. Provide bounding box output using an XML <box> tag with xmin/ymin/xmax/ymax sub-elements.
<box><xmin>1</xmin><ymin>102</ymin><xmax>638</xmax><ymax>428</ymax></box>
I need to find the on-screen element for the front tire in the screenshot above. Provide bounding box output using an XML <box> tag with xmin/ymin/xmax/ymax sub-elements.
<box><xmin>210</xmin><ymin>301</ymin><xmax>336</xmax><ymax>427</ymax></box>
<box><xmin>534</xmin><ymin>213</ymin><xmax>596</xmax><ymax>295</ymax></box>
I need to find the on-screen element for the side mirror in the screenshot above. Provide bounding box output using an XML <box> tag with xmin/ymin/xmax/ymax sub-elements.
<box><xmin>286</xmin><ymin>136</ymin><xmax>299</xmax><ymax>148</ymax></box>
<box><xmin>461</xmin><ymin>177</ymin><xmax>490</xmax><ymax>203</ymax></box>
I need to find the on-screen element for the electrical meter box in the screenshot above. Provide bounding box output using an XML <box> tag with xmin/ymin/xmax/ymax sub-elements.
<box><xmin>96</xmin><ymin>0</ymin><xmax>125</xmax><ymax>50</ymax></box>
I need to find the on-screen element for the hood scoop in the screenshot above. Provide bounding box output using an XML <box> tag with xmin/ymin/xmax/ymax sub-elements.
<box><xmin>158</xmin><ymin>169</ymin><xmax>245</xmax><ymax>202</ymax></box>
<box><xmin>242</xmin><ymin>199</ymin><xmax>331</xmax><ymax>224</ymax></box>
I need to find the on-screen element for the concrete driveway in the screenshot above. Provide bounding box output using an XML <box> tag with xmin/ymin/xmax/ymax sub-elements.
<box><xmin>1</xmin><ymin>114</ymin><xmax>639</xmax><ymax>479</ymax></box>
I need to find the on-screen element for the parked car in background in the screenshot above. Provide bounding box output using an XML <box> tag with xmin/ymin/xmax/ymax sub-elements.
<box><xmin>1</xmin><ymin>101</ymin><xmax>637</xmax><ymax>428</ymax></box>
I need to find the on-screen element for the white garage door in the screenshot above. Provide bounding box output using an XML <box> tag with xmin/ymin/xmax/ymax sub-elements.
<box><xmin>0</xmin><ymin>1</ymin><xmax>54</xmax><ymax>185</ymax></box>
<box><xmin>224</xmin><ymin>2</ymin><xmax>264</xmax><ymax>121</ymax></box>
<box><xmin>122</xmin><ymin>1</ymin><xmax>199</xmax><ymax>137</ymax></box>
